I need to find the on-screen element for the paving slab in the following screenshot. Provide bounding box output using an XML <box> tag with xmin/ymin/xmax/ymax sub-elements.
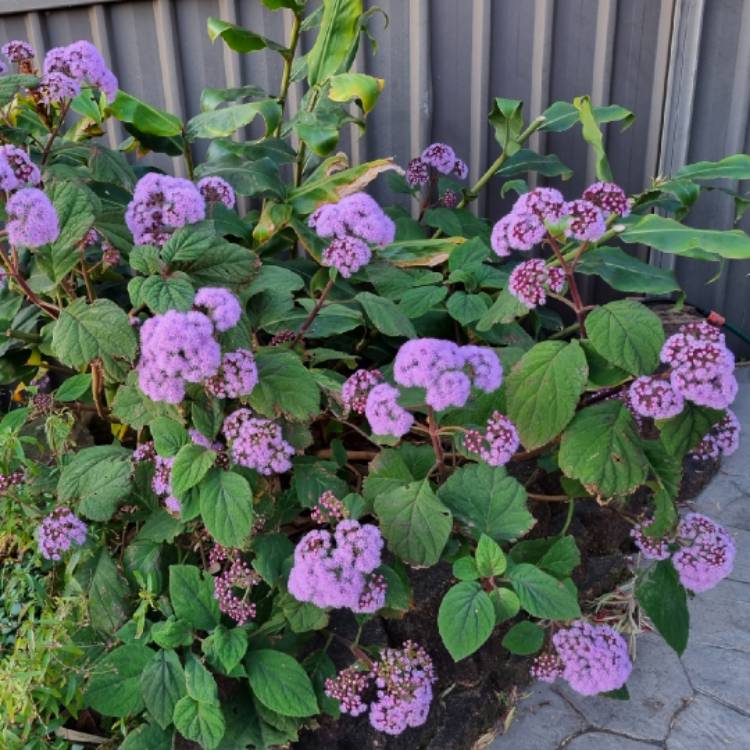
<box><xmin>666</xmin><ymin>694</ymin><xmax>750</xmax><ymax>749</ymax></box>
<box><xmin>564</xmin><ymin>732</ymin><xmax>658</xmax><ymax>750</ymax></box>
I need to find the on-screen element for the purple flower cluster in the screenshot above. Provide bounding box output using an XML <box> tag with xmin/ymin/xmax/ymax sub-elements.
<box><xmin>406</xmin><ymin>143</ymin><xmax>468</xmax><ymax>187</ymax></box>
<box><xmin>137</xmin><ymin>310</ymin><xmax>221</xmax><ymax>403</ymax></box>
<box><xmin>38</xmin><ymin>507</ymin><xmax>88</xmax><ymax>561</ymax></box>
<box><xmin>464</xmin><ymin>411</ymin><xmax>520</xmax><ymax>466</ymax></box>
<box><xmin>197</xmin><ymin>176</ymin><xmax>236</xmax><ymax>209</ymax></box>
<box><xmin>630</xmin><ymin>519</ymin><xmax>671</xmax><ymax>561</ymax></box>
<box><xmin>660</xmin><ymin>321</ymin><xmax>738</xmax><ymax>410</ymax></box>
<box><xmin>311</xmin><ymin>490</ymin><xmax>349</xmax><ymax>525</ymax></box>
<box><xmin>287</xmin><ymin>520</ymin><xmax>386</xmax><ymax>613</ymax></box>
<box><xmin>148</xmin><ymin>454</ymin><xmax>181</xmax><ymax>514</ymax></box>
<box><xmin>393</xmin><ymin>338</ymin><xmax>503</xmax><ymax>412</ymax></box>
<box><xmin>125</xmin><ymin>172</ymin><xmax>206</xmax><ymax>246</ymax></box>
<box><xmin>6</xmin><ymin>188</ymin><xmax>60</xmax><ymax>248</ymax></box>
<box><xmin>563</xmin><ymin>199</ymin><xmax>606</xmax><ymax>242</ymax></box>
<box><xmin>0</xmin><ymin>145</ymin><xmax>40</xmax><ymax>192</ymax></box>
<box><xmin>530</xmin><ymin>620</ymin><xmax>632</xmax><ymax>696</ymax></box>
<box><xmin>582</xmin><ymin>181</ymin><xmax>631</xmax><ymax>217</ymax></box>
<box><xmin>38</xmin><ymin>71</ymin><xmax>81</xmax><ymax>105</ymax></box>
<box><xmin>222</xmin><ymin>409</ymin><xmax>294</xmax><ymax>475</ymax></box>
<box><xmin>43</xmin><ymin>40</ymin><xmax>117</xmax><ymax>101</ymax></box>
<box><xmin>205</xmin><ymin>349</ymin><xmax>258</xmax><ymax>399</ymax></box>
<box><xmin>0</xmin><ymin>469</ymin><xmax>24</xmax><ymax>494</ymax></box>
<box><xmin>673</xmin><ymin>513</ymin><xmax>736</xmax><ymax>593</ymax></box>
<box><xmin>342</xmin><ymin>369</ymin><xmax>383</xmax><ymax>414</ymax></box>
<box><xmin>693</xmin><ymin>410</ymin><xmax>740</xmax><ymax>460</ymax></box>
<box><xmin>508</xmin><ymin>258</ymin><xmax>566</xmax><ymax>308</ymax></box>
<box><xmin>326</xmin><ymin>642</ymin><xmax>436</xmax><ymax>735</ymax></box>
<box><xmin>2</xmin><ymin>40</ymin><xmax>34</xmax><ymax>64</ymax></box>
<box><xmin>309</xmin><ymin>192</ymin><xmax>395</xmax><ymax>247</ymax></box>
<box><xmin>628</xmin><ymin>376</ymin><xmax>684</xmax><ymax>419</ymax></box>
<box><xmin>213</xmin><ymin>549</ymin><xmax>261</xmax><ymax>625</ymax></box>
<box><xmin>321</xmin><ymin>236</ymin><xmax>372</xmax><ymax>278</ymax></box>
<box><xmin>365</xmin><ymin>383</ymin><xmax>414</xmax><ymax>438</ymax></box>
<box><xmin>193</xmin><ymin>287</ymin><xmax>241</xmax><ymax>332</ymax></box>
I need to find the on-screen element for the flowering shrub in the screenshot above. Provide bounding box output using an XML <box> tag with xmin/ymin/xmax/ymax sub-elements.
<box><xmin>0</xmin><ymin>2</ymin><xmax>749</xmax><ymax>747</ymax></box>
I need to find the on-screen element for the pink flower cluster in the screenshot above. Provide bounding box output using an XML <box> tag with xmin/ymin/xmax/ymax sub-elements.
<box><xmin>43</xmin><ymin>40</ymin><xmax>117</xmax><ymax>101</ymax></box>
<box><xmin>287</xmin><ymin>520</ymin><xmax>386</xmax><ymax>613</ymax></box>
<box><xmin>0</xmin><ymin>468</ymin><xmax>24</xmax><ymax>495</ymax></box>
<box><xmin>38</xmin><ymin>71</ymin><xmax>80</xmax><ymax>104</ymax></box>
<box><xmin>310</xmin><ymin>490</ymin><xmax>349</xmax><ymax>525</ymax></box>
<box><xmin>321</xmin><ymin>236</ymin><xmax>372</xmax><ymax>278</ymax></box>
<box><xmin>211</xmin><ymin>546</ymin><xmax>261</xmax><ymax>625</ymax></box>
<box><xmin>6</xmin><ymin>188</ymin><xmax>60</xmax><ymax>248</ymax></box>
<box><xmin>530</xmin><ymin>620</ymin><xmax>632</xmax><ymax>696</ymax></box>
<box><xmin>0</xmin><ymin>145</ymin><xmax>40</xmax><ymax>192</ymax></box>
<box><xmin>197</xmin><ymin>176</ymin><xmax>236</xmax><ymax>209</ymax></box>
<box><xmin>508</xmin><ymin>258</ymin><xmax>566</xmax><ymax>308</ymax></box>
<box><xmin>693</xmin><ymin>410</ymin><xmax>740</xmax><ymax>460</ymax></box>
<box><xmin>341</xmin><ymin>368</ymin><xmax>383</xmax><ymax>414</ymax></box>
<box><xmin>205</xmin><ymin>349</ymin><xmax>258</xmax><ymax>399</ymax></box>
<box><xmin>125</xmin><ymin>172</ymin><xmax>206</xmax><ymax>246</ymax></box>
<box><xmin>406</xmin><ymin>143</ymin><xmax>468</xmax><ymax>186</ymax></box>
<box><xmin>365</xmin><ymin>383</ymin><xmax>414</xmax><ymax>438</ymax></box>
<box><xmin>631</xmin><ymin>512</ymin><xmax>735</xmax><ymax>593</ymax></box>
<box><xmin>193</xmin><ymin>286</ymin><xmax>242</xmax><ymax>332</ymax></box>
<box><xmin>38</xmin><ymin>507</ymin><xmax>88</xmax><ymax>561</ymax></box>
<box><xmin>324</xmin><ymin>666</ymin><xmax>370</xmax><ymax>716</ymax></box>
<box><xmin>222</xmin><ymin>408</ymin><xmax>294</xmax><ymax>476</ymax></box>
<box><xmin>2</xmin><ymin>40</ymin><xmax>34</xmax><ymax>64</ymax></box>
<box><xmin>464</xmin><ymin>411</ymin><xmax>520</xmax><ymax>466</ymax></box>
<box><xmin>660</xmin><ymin>321</ymin><xmax>738</xmax><ymax>410</ymax></box>
<box><xmin>627</xmin><ymin>376</ymin><xmax>684</xmax><ymax>419</ymax></box>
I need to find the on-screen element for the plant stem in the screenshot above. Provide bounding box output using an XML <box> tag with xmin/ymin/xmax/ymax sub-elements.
<box><xmin>41</xmin><ymin>100</ymin><xmax>71</xmax><ymax>165</ymax></box>
<box><xmin>427</xmin><ymin>407</ymin><xmax>445</xmax><ymax>474</ymax></box>
<box><xmin>0</xmin><ymin>247</ymin><xmax>59</xmax><ymax>318</ymax></box>
<box><xmin>294</xmin><ymin>87</ymin><xmax>321</xmax><ymax>186</ymax></box>
<box><xmin>294</xmin><ymin>276</ymin><xmax>334</xmax><ymax>343</ymax></box>
<box><xmin>560</xmin><ymin>498</ymin><xmax>575</xmax><ymax>535</ymax></box>
<box><xmin>527</xmin><ymin>492</ymin><xmax>569</xmax><ymax>502</ymax></box>
<box><xmin>548</xmin><ymin>321</ymin><xmax>581</xmax><ymax>340</ymax></box>
<box><xmin>182</xmin><ymin>130</ymin><xmax>195</xmax><ymax>180</ymax></box>
<box><xmin>547</xmin><ymin>234</ymin><xmax>587</xmax><ymax>337</ymax></box>
<box><xmin>5</xmin><ymin>329</ymin><xmax>41</xmax><ymax>343</ymax></box>
<box><xmin>275</xmin><ymin>12</ymin><xmax>302</xmax><ymax>136</ymax></box>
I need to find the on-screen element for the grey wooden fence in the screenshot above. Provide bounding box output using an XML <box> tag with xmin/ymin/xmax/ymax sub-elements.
<box><xmin>1</xmin><ymin>0</ymin><xmax>749</xmax><ymax>351</ymax></box>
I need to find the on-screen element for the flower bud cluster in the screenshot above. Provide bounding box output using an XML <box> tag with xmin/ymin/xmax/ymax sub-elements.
<box><xmin>311</xmin><ymin>490</ymin><xmax>349</xmax><ymax>525</ymax></box>
<box><xmin>287</xmin><ymin>521</ymin><xmax>386</xmax><ymax>613</ymax></box>
<box><xmin>406</xmin><ymin>143</ymin><xmax>468</xmax><ymax>186</ymax></box>
<box><xmin>464</xmin><ymin>411</ymin><xmax>520</xmax><ymax>467</ymax></box>
<box><xmin>507</xmin><ymin>258</ymin><xmax>566</xmax><ymax>308</ymax></box>
<box><xmin>341</xmin><ymin>369</ymin><xmax>383</xmax><ymax>414</ymax></box>
<box><xmin>197</xmin><ymin>176</ymin><xmax>236</xmax><ymax>209</ymax></box>
<box><xmin>692</xmin><ymin>410</ymin><xmax>740</xmax><ymax>460</ymax></box>
<box><xmin>0</xmin><ymin>469</ymin><xmax>25</xmax><ymax>495</ymax></box>
<box><xmin>213</xmin><ymin>550</ymin><xmax>261</xmax><ymax>625</ymax></box>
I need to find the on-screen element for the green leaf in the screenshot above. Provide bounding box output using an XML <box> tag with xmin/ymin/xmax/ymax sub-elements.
<box><xmin>498</xmin><ymin>148</ymin><xmax>572</xmax><ymax>180</ymax></box>
<box><xmin>307</xmin><ymin>0</ymin><xmax>363</xmax><ymax>86</ymax></box>
<box><xmin>199</xmin><ymin>469</ymin><xmax>254</xmax><ymax>548</ymax></box>
<box><xmin>203</xmin><ymin>625</ymin><xmax>248</xmax><ymax>674</ymax></box>
<box><xmin>185</xmin><ymin>653</ymin><xmax>219</xmax><ymax>705</ymax></box>
<box><xmin>47</xmin><ymin>180</ymin><xmax>96</xmax><ymax>261</ymax></box>
<box><xmin>51</xmin><ymin>298</ymin><xmax>137</xmax><ymax>382</ymax></box>
<box><xmin>508</xmin><ymin>564</ymin><xmax>581</xmax><ymax>620</ymax></box>
<box><xmin>171</xmin><ymin>444</ymin><xmax>216</xmax><ymax>498</ymax></box>
<box><xmin>675</xmin><ymin>154</ymin><xmax>750</xmax><ymax>181</ymax></box>
<box><xmin>398</xmin><ymin>285</ymin><xmax>448</xmax><ymax>319</ymax></box>
<box><xmin>363</xmin><ymin>444</ymin><xmax>435</xmax><ymax>501</ymax></box>
<box><xmin>247</xmin><ymin>650</ymin><xmax>319</xmax><ymax>717</ymax></box>
<box><xmin>477</xmin><ymin>288</ymin><xmax>531</xmax><ymax>329</ymax></box>
<box><xmin>619</xmin><ymin>214</ymin><xmax>750</xmax><ymax>261</ymax></box>
<box><xmin>437</xmin><ymin>464</ymin><xmax>533</xmax><ymax>542</ymax></box>
<box><xmin>490</xmin><ymin>587</ymin><xmax>521</xmax><ymax>624</ymax></box>
<box><xmin>438</xmin><ymin>582</ymin><xmax>496</xmax><ymax>661</ymax></box>
<box><xmin>252</xmin><ymin>533</ymin><xmax>294</xmax><ymax>586</ymax></box>
<box><xmin>559</xmin><ymin>400</ymin><xmax>648</xmax><ymax>496</ymax></box>
<box><xmin>453</xmin><ymin>556</ymin><xmax>480</xmax><ymax>581</ymax></box>
<box><xmin>574</xmin><ymin>95</ymin><xmax>613</xmax><ymax>181</ymax></box>
<box><xmin>140</xmin><ymin>273</ymin><xmax>195</xmax><ymax>314</ymax></box>
<box><xmin>488</xmin><ymin>97</ymin><xmax>524</xmax><ymax>155</ymax></box>
<box><xmin>279</xmin><ymin>593</ymin><xmax>330</xmax><ymax>633</ymax></box>
<box><xmin>88</xmin><ymin>550</ymin><xmax>131</xmax><ymax>633</ymax></box>
<box><xmin>328</xmin><ymin>72</ymin><xmax>384</xmax><ymax>113</ymax></box>
<box><xmin>196</xmin><ymin>155</ymin><xmax>285</xmax><ymax>199</ymax></box>
<box><xmin>356</xmin><ymin>292</ymin><xmax>417</xmax><ymax>338</ymax></box>
<box><xmin>150</xmin><ymin>416</ymin><xmax>188</xmax><ymax>457</ymax></box>
<box><xmin>447</xmin><ymin>291</ymin><xmax>489</xmax><ymax>326</ymax></box>
<box><xmin>186</xmin><ymin>100</ymin><xmax>282</xmax><ymax>141</ymax></box>
<box><xmin>206</xmin><ymin>16</ymin><xmax>286</xmax><ymax>54</ymax></box>
<box><xmin>0</xmin><ymin>73</ymin><xmax>38</xmax><ymax>106</ymax></box>
<box><xmin>475</xmin><ymin>534</ymin><xmax>507</xmax><ymax>577</ymax></box>
<box><xmin>112</xmin><ymin>374</ymin><xmax>181</xmax><ymax>431</ymax></box>
<box><xmin>540</xmin><ymin>101</ymin><xmax>634</xmax><ymax>133</ymax></box>
<box><xmin>169</xmin><ymin>565</ymin><xmax>221</xmax><ymax>631</ymax></box>
<box><xmin>539</xmin><ymin>536</ymin><xmax>581</xmax><ymax>579</ymax></box>
<box><xmin>636</xmin><ymin>560</ymin><xmax>689</xmax><ymax>655</ymax></box>
<box><xmin>576</xmin><ymin>246</ymin><xmax>681</xmax><ymax>294</ymax></box>
<box><xmin>109</xmin><ymin>90</ymin><xmax>182</xmax><ymax>136</ymax></box>
<box><xmin>585</xmin><ymin>300</ymin><xmax>664</xmax><ymax>375</ymax></box>
<box><xmin>375</xmin><ymin>479</ymin><xmax>453</xmax><ymax>566</ymax></box>
<box><xmin>59</xmin><ymin>451</ymin><xmax>132</xmax><ymax>521</ymax></box>
<box><xmin>141</xmin><ymin>649</ymin><xmax>186</xmax><ymax>729</ymax></box>
<box><xmin>55</xmin><ymin>373</ymin><xmax>92</xmax><ymax>402</ymax></box>
<box><xmin>505</xmin><ymin>340</ymin><xmax>588</xmax><ymax>449</ymax></box>
<box><xmin>250</xmin><ymin>349</ymin><xmax>320</xmax><ymax>421</ymax></box>
<box><xmin>173</xmin><ymin>696</ymin><xmax>226</xmax><ymax>750</ymax></box>
<box><xmin>657</xmin><ymin>403</ymin><xmax>723</xmax><ymax>456</ymax></box>
<box><xmin>501</xmin><ymin>621</ymin><xmax>545</xmax><ymax>655</ymax></box>
<box><xmin>85</xmin><ymin>643</ymin><xmax>154</xmax><ymax>718</ymax></box>
<box><xmin>152</xmin><ymin>617</ymin><xmax>193</xmax><ymax>649</ymax></box>
<box><xmin>120</xmin><ymin>724</ymin><xmax>172</xmax><ymax>750</ymax></box>
<box><xmin>290</xmin><ymin>456</ymin><xmax>347</xmax><ymax>507</ymax></box>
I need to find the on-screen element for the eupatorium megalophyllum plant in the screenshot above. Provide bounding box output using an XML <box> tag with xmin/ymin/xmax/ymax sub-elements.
<box><xmin>0</xmin><ymin>0</ymin><xmax>748</xmax><ymax>746</ymax></box>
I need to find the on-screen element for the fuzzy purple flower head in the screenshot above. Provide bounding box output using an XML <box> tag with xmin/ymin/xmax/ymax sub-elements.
<box><xmin>288</xmin><ymin>520</ymin><xmax>386</xmax><ymax>613</ymax></box>
<box><xmin>342</xmin><ymin>369</ymin><xmax>384</xmax><ymax>415</ymax></box>
<box><xmin>405</xmin><ymin>157</ymin><xmax>430</xmax><ymax>187</ymax></box>
<box><xmin>38</xmin><ymin>507</ymin><xmax>88</xmax><ymax>561</ymax></box>
<box><xmin>205</xmin><ymin>349</ymin><xmax>258</xmax><ymax>399</ymax></box>
<box><xmin>125</xmin><ymin>172</ymin><xmax>206</xmax><ymax>246</ymax></box>
<box><xmin>322</xmin><ymin>235</ymin><xmax>372</xmax><ymax>278</ymax></box>
<box><xmin>2</xmin><ymin>40</ymin><xmax>34</xmax><ymax>64</ymax></box>
<box><xmin>223</xmin><ymin>410</ymin><xmax>294</xmax><ymax>475</ymax></box>
<box><xmin>309</xmin><ymin>192</ymin><xmax>395</xmax><ymax>247</ymax></box>
<box><xmin>670</xmin><ymin>369</ymin><xmax>737</xmax><ymax>410</ymax></box>
<box><xmin>582</xmin><ymin>181</ymin><xmax>631</xmax><ymax>217</ymax></box>
<box><xmin>193</xmin><ymin>287</ymin><xmax>241</xmax><ymax>332</ymax></box>
<box><xmin>0</xmin><ymin>145</ymin><xmax>41</xmax><ymax>191</ymax></box>
<box><xmin>692</xmin><ymin>410</ymin><xmax>740</xmax><ymax>460</ymax></box>
<box><xmin>197</xmin><ymin>176</ymin><xmax>236</xmax><ymax>209</ymax></box>
<box><xmin>628</xmin><ymin>376</ymin><xmax>684</xmax><ymax>419</ymax></box>
<box><xmin>508</xmin><ymin>258</ymin><xmax>565</xmax><ymax>308</ymax></box>
<box><xmin>550</xmin><ymin>620</ymin><xmax>632</xmax><ymax>696</ymax></box>
<box><xmin>514</xmin><ymin>187</ymin><xmax>566</xmax><ymax>222</ymax></box>
<box><xmin>462</xmin><ymin>345</ymin><xmax>503</xmax><ymax>393</ymax></box>
<box><xmin>563</xmin><ymin>199</ymin><xmax>606</xmax><ymax>242</ymax></box>
<box><xmin>672</xmin><ymin>513</ymin><xmax>736</xmax><ymax>593</ymax></box>
<box><xmin>452</xmin><ymin>158</ymin><xmax>469</xmax><ymax>180</ymax></box>
<box><xmin>38</xmin><ymin>72</ymin><xmax>81</xmax><ymax>105</ymax></box>
<box><xmin>137</xmin><ymin>310</ymin><xmax>221</xmax><ymax>404</ymax></box>
<box><xmin>420</xmin><ymin>143</ymin><xmax>456</xmax><ymax>174</ymax></box>
<box><xmin>43</xmin><ymin>40</ymin><xmax>117</xmax><ymax>100</ymax></box>
<box><xmin>490</xmin><ymin>214</ymin><xmax>514</xmax><ymax>257</ymax></box>
<box><xmin>464</xmin><ymin>411</ymin><xmax>520</xmax><ymax>467</ymax></box>
<box><xmin>6</xmin><ymin>188</ymin><xmax>60</xmax><ymax>248</ymax></box>
<box><xmin>365</xmin><ymin>383</ymin><xmax>414</xmax><ymax>438</ymax></box>
<box><xmin>630</xmin><ymin>519</ymin><xmax>671</xmax><ymax>561</ymax></box>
